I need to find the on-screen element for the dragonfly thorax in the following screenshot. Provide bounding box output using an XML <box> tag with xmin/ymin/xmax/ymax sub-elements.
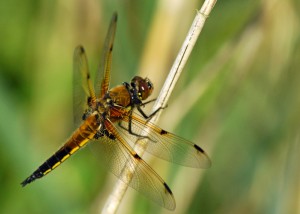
<box><xmin>105</xmin><ymin>76</ymin><xmax>154</xmax><ymax>109</ymax></box>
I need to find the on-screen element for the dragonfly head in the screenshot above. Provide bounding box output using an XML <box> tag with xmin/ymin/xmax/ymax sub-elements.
<box><xmin>131</xmin><ymin>76</ymin><xmax>153</xmax><ymax>101</ymax></box>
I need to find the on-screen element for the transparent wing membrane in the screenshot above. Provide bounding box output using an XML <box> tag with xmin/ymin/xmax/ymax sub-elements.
<box><xmin>73</xmin><ymin>46</ymin><xmax>96</xmax><ymax>126</ymax></box>
<box><xmin>95</xmin><ymin>13</ymin><xmax>118</xmax><ymax>97</ymax></box>
<box><xmin>114</xmin><ymin>108</ymin><xmax>211</xmax><ymax>169</ymax></box>
<box><xmin>91</xmin><ymin>120</ymin><xmax>176</xmax><ymax>210</ymax></box>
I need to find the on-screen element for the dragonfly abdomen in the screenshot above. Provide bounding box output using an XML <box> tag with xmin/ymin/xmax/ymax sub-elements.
<box><xmin>21</xmin><ymin>113</ymin><xmax>101</xmax><ymax>187</ymax></box>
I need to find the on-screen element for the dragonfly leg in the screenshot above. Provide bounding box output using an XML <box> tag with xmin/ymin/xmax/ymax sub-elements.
<box><xmin>137</xmin><ymin>104</ymin><xmax>168</xmax><ymax>120</ymax></box>
<box><xmin>118</xmin><ymin>112</ymin><xmax>156</xmax><ymax>142</ymax></box>
<box><xmin>140</xmin><ymin>98</ymin><xmax>156</xmax><ymax>106</ymax></box>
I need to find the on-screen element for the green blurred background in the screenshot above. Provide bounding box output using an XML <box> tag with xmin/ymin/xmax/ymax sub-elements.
<box><xmin>1</xmin><ymin>0</ymin><xmax>299</xmax><ymax>213</ymax></box>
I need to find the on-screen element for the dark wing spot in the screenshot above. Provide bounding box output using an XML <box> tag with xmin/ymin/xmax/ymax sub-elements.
<box><xmin>87</xmin><ymin>96</ymin><xmax>92</xmax><ymax>104</ymax></box>
<box><xmin>133</xmin><ymin>153</ymin><xmax>141</xmax><ymax>160</ymax></box>
<box><xmin>160</xmin><ymin>129</ymin><xmax>168</xmax><ymax>135</ymax></box>
<box><xmin>108</xmin><ymin>134</ymin><xmax>116</xmax><ymax>140</ymax></box>
<box><xmin>194</xmin><ymin>144</ymin><xmax>204</xmax><ymax>153</ymax></box>
<box><xmin>112</xmin><ymin>12</ymin><xmax>118</xmax><ymax>22</ymax></box>
<box><xmin>79</xmin><ymin>46</ymin><xmax>85</xmax><ymax>52</ymax></box>
<box><xmin>163</xmin><ymin>182</ymin><xmax>173</xmax><ymax>194</ymax></box>
<box><xmin>102</xmin><ymin>130</ymin><xmax>116</xmax><ymax>140</ymax></box>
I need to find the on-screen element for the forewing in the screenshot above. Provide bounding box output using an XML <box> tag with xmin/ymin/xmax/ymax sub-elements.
<box><xmin>116</xmin><ymin>110</ymin><xmax>211</xmax><ymax>169</ymax></box>
<box><xmin>90</xmin><ymin>119</ymin><xmax>176</xmax><ymax>210</ymax></box>
<box><xmin>95</xmin><ymin>13</ymin><xmax>118</xmax><ymax>98</ymax></box>
<box><xmin>73</xmin><ymin>46</ymin><xmax>96</xmax><ymax>126</ymax></box>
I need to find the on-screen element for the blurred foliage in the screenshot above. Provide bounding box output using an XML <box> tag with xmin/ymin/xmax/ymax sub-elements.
<box><xmin>0</xmin><ymin>0</ymin><xmax>299</xmax><ymax>214</ymax></box>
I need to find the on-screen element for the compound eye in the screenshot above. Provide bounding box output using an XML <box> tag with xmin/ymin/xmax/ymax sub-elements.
<box><xmin>139</xmin><ymin>78</ymin><xmax>153</xmax><ymax>100</ymax></box>
<box><xmin>147</xmin><ymin>80</ymin><xmax>153</xmax><ymax>90</ymax></box>
<box><xmin>131</xmin><ymin>76</ymin><xmax>154</xmax><ymax>100</ymax></box>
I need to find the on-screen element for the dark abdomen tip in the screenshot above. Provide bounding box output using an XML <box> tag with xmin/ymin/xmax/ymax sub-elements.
<box><xmin>21</xmin><ymin>171</ymin><xmax>44</xmax><ymax>187</ymax></box>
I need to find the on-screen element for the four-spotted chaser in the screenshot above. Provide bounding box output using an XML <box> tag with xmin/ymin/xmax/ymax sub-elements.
<box><xmin>21</xmin><ymin>13</ymin><xmax>211</xmax><ymax>210</ymax></box>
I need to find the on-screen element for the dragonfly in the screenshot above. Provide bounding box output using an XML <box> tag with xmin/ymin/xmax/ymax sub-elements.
<box><xmin>21</xmin><ymin>12</ymin><xmax>211</xmax><ymax>210</ymax></box>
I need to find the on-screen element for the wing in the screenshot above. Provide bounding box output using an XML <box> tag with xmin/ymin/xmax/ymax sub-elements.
<box><xmin>73</xmin><ymin>46</ymin><xmax>96</xmax><ymax>126</ymax></box>
<box><xmin>90</xmin><ymin>119</ymin><xmax>176</xmax><ymax>210</ymax></box>
<box><xmin>114</xmin><ymin>109</ymin><xmax>211</xmax><ymax>169</ymax></box>
<box><xmin>95</xmin><ymin>12</ymin><xmax>118</xmax><ymax>98</ymax></box>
